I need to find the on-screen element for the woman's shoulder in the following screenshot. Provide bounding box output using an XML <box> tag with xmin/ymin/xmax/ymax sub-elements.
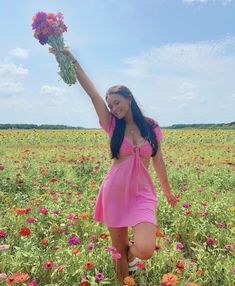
<box><xmin>144</xmin><ymin>116</ymin><xmax>159</xmax><ymax>128</ymax></box>
<box><xmin>144</xmin><ymin>116</ymin><xmax>164</xmax><ymax>142</ymax></box>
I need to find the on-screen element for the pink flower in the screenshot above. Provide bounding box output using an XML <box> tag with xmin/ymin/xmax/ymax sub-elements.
<box><xmin>0</xmin><ymin>244</ymin><xmax>10</xmax><ymax>251</ymax></box>
<box><xmin>27</xmin><ymin>280</ymin><xmax>37</xmax><ymax>286</ymax></box>
<box><xmin>68</xmin><ymin>235</ymin><xmax>80</xmax><ymax>245</ymax></box>
<box><xmin>26</xmin><ymin>218</ymin><xmax>36</xmax><ymax>223</ymax></box>
<box><xmin>43</xmin><ymin>261</ymin><xmax>55</xmax><ymax>269</ymax></box>
<box><xmin>207</xmin><ymin>237</ymin><xmax>215</xmax><ymax>245</ymax></box>
<box><xmin>181</xmin><ymin>187</ymin><xmax>188</xmax><ymax>192</ymax></box>
<box><xmin>136</xmin><ymin>261</ymin><xmax>145</xmax><ymax>269</ymax></box>
<box><xmin>217</xmin><ymin>222</ymin><xmax>225</xmax><ymax>228</ymax></box>
<box><xmin>182</xmin><ymin>202</ymin><xmax>191</xmax><ymax>208</ymax></box>
<box><xmin>95</xmin><ymin>272</ymin><xmax>105</xmax><ymax>281</ymax></box>
<box><xmin>0</xmin><ymin>230</ymin><xmax>7</xmax><ymax>238</ymax></box>
<box><xmin>89</xmin><ymin>235</ymin><xmax>97</xmax><ymax>241</ymax></box>
<box><xmin>225</xmin><ymin>244</ymin><xmax>234</xmax><ymax>249</ymax></box>
<box><xmin>87</xmin><ymin>243</ymin><xmax>94</xmax><ymax>251</ymax></box>
<box><xmin>105</xmin><ymin>246</ymin><xmax>117</xmax><ymax>253</ymax></box>
<box><xmin>38</xmin><ymin>208</ymin><xmax>48</xmax><ymax>214</ymax></box>
<box><xmin>57</xmin><ymin>264</ymin><xmax>65</xmax><ymax>272</ymax></box>
<box><xmin>176</xmin><ymin>243</ymin><xmax>185</xmax><ymax>249</ymax></box>
<box><xmin>112</xmin><ymin>252</ymin><xmax>122</xmax><ymax>260</ymax></box>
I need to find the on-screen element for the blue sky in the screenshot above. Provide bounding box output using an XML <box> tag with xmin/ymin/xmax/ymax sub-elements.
<box><xmin>0</xmin><ymin>0</ymin><xmax>235</xmax><ymax>128</ymax></box>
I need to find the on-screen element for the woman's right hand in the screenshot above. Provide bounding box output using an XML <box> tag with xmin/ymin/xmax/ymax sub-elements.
<box><xmin>49</xmin><ymin>47</ymin><xmax>76</xmax><ymax>62</ymax></box>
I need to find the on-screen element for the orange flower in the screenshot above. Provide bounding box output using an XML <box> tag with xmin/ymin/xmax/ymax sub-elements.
<box><xmin>81</xmin><ymin>212</ymin><xmax>90</xmax><ymax>219</ymax></box>
<box><xmin>72</xmin><ymin>249</ymin><xmax>80</xmax><ymax>254</ymax></box>
<box><xmin>15</xmin><ymin>208</ymin><xmax>30</xmax><ymax>215</ymax></box>
<box><xmin>13</xmin><ymin>273</ymin><xmax>30</xmax><ymax>283</ymax></box>
<box><xmin>156</xmin><ymin>227</ymin><xmax>165</xmax><ymax>237</ymax></box>
<box><xmin>84</xmin><ymin>261</ymin><xmax>94</xmax><ymax>269</ymax></box>
<box><xmin>123</xmin><ymin>275</ymin><xmax>136</xmax><ymax>286</ymax></box>
<box><xmin>6</xmin><ymin>272</ymin><xmax>29</xmax><ymax>284</ymax></box>
<box><xmin>162</xmin><ymin>273</ymin><xmax>179</xmax><ymax>285</ymax></box>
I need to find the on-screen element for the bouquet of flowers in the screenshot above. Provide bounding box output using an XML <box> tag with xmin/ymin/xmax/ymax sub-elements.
<box><xmin>32</xmin><ymin>11</ymin><xmax>76</xmax><ymax>85</ymax></box>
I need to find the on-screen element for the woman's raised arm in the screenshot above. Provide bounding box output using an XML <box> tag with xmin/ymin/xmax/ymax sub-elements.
<box><xmin>49</xmin><ymin>48</ymin><xmax>110</xmax><ymax>125</ymax></box>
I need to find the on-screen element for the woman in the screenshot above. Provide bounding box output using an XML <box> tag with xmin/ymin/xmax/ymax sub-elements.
<box><xmin>50</xmin><ymin>48</ymin><xmax>177</xmax><ymax>285</ymax></box>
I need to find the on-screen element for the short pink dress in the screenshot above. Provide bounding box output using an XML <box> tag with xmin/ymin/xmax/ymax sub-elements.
<box><xmin>93</xmin><ymin>113</ymin><xmax>164</xmax><ymax>228</ymax></box>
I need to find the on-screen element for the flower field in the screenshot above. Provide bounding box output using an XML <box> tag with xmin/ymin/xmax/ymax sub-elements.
<box><xmin>0</xmin><ymin>129</ymin><xmax>234</xmax><ymax>286</ymax></box>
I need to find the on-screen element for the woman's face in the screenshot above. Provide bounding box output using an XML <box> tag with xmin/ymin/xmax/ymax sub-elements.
<box><xmin>106</xmin><ymin>93</ymin><xmax>131</xmax><ymax>119</ymax></box>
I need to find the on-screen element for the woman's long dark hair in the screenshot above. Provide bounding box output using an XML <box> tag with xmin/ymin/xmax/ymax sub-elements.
<box><xmin>105</xmin><ymin>85</ymin><xmax>158</xmax><ymax>159</ymax></box>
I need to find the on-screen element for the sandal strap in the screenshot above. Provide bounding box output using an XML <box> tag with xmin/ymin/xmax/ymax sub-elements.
<box><xmin>128</xmin><ymin>257</ymin><xmax>138</xmax><ymax>267</ymax></box>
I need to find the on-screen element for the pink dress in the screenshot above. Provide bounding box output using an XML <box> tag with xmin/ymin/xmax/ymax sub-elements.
<box><xmin>93</xmin><ymin>113</ymin><xmax>164</xmax><ymax>228</ymax></box>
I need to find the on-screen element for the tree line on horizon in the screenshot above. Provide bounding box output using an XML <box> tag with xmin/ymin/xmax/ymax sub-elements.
<box><xmin>0</xmin><ymin>122</ymin><xmax>234</xmax><ymax>130</ymax></box>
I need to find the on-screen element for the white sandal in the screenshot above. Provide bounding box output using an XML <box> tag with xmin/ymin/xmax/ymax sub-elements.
<box><xmin>128</xmin><ymin>257</ymin><xmax>138</xmax><ymax>272</ymax></box>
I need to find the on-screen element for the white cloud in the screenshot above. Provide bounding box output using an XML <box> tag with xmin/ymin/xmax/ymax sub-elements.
<box><xmin>0</xmin><ymin>62</ymin><xmax>28</xmax><ymax>96</ymax></box>
<box><xmin>115</xmin><ymin>36</ymin><xmax>235</xmax><ymax>124</ymax></box>
<box><xmin>119</xmin><ymin>36</ymin><xmax>235</xmax><ymax>78</ymax></box>
<box><xmin>9</xmin><ymin>47</ymin><xmax>30</xmax><ymax>59</ymax></box>
<box><xmin>40</xmin><ymin>85</ymin><xmax>66</xmax><ymax>96</ymax></box>
<box><xmin>0</xmin><ymin>62</ymin><xmax>28</xmax><ymax>79</ymax></box>
<box><xmin>0</xmin><ymin>81</ymin><xmax>24</xmax><ymax>95</ymax></box>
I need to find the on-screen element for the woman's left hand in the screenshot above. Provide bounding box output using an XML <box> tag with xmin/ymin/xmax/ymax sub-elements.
<box><xmin>165</xmin><ymin>193</ymin><xmax>177</xmax><ymax>207</ymax></box>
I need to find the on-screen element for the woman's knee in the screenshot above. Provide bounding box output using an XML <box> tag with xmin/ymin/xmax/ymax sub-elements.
<box><xmin>135</xmin><ymin>244</ymin><xmax>155</xmax><ymax>260</ymax></box>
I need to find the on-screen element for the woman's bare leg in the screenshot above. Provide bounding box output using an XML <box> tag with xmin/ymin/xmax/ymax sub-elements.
<box><xmin>127</xmin><ymin>223</ymin><xmax>156</xmax><ymax>261</ymax></box>
<box><xmin>108</xmin><ymin>227</ymin><xmax>129</xmax><ymax>284</ymax></box>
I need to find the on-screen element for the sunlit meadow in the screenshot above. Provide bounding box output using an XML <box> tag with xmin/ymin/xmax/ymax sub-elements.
<box><xmin>0</xmin><ymin>129</ymin><xmax>234</xmax><ymax>286</ymax></box>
